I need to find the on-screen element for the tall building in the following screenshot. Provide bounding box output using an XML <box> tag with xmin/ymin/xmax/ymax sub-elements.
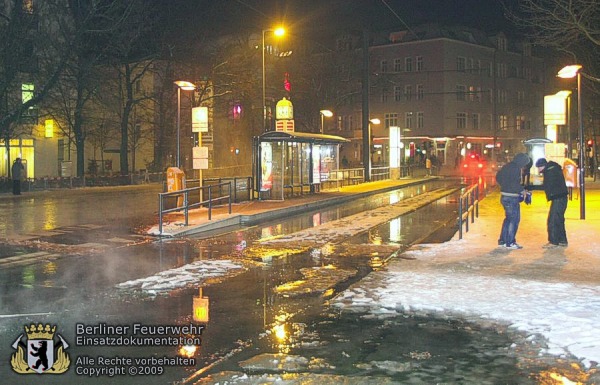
<box><xmin>335</xmin><ymin>24</ymin><xmax>547</xmax><ymax>168</ymax></box>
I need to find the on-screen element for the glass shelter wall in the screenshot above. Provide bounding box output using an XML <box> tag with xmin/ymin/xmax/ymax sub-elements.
<box><xmin>255</xmin><ymin>132</ymin><xmax>348</xmax><ymax>200</ymax></box>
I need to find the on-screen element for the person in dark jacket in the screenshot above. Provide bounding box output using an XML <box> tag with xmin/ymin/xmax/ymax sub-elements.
<box><xmin>535</xmin><ymin>158</ymin><xmax>569</xmax><ymax>248</ymax></box>
<box><xmin>11</xmin><ymin>158</ymin><xmax>25</xmax><ymax>195</ymax></box>
<box><xmin>495</xmin><ymin>153</ymin><xmax>530</xmax><ymax>249</ymax></box>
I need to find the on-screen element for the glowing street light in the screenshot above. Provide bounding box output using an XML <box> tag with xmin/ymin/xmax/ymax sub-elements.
<box><xmin>319</xmin><ymin>110</ymin><xmax>333</xmax><ymax>134</ymax></box>
<box><xmin>174</xmin><ymin>81</ymin><xmax>196</xmax><ymax>169</ymax></box>
<box><xmin>557</xmin><ymin>64</ymin><xmax>585</xmax><ymax>219</ymax></box>
<box><xmin>262</xmin><ymin>27</ymin><xmax>285</xmax><ymax>132</ymax></box>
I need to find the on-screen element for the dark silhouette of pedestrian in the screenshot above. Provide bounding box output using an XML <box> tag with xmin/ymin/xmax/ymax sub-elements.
<box><xmin>30</xmin><ymin>340</ymin><xmax>49</xmax><ymax>371</ymax></box>
<box><xmin>536</xmin><ymin>158</ymin><xmax>569</xmax><ymax>248</ymax></box>
<box><xmin>11</xmin><ymin>158</ymin><xmax>25</xmax><ymax>195</ymax></box>
<box><xmin>521</xmin><ymin>157</ymin><xmax>533</xmax><ymax>186</ymax></box>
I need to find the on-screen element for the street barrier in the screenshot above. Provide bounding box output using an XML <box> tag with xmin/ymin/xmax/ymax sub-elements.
<box><xmin>457</xmin><ymin>183</ymin><xmax>480</xmax><ymax>240</ymax></box>
<box><xmin>201</xmin><ymin>176</ymin><xmax>253</xmax><ymax>203</ymax></box>
<box><xmin>371</xmin><ymin>166</ymin><xmax>390</xmax><ymax>181</ymax></box>
<box><xmin>321</xmin><ymin>168</ymin><xmax>364</xmax><ymax>190</ymax></box>
<box><xmin>157</xmin><ymin>182</ymin><xmax>232</xmax><ymax>235</ymax></box>
<box><xmin>0</xmin><ymin>172</ymin><xmax>166</xmax><ymax>193</ymax></box>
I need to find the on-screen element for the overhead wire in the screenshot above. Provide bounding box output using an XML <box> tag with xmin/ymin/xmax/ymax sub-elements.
<box><xmin>380</xmin><ymin>0</ymin><xmax>420</xmax><ymax>38</ymax></box>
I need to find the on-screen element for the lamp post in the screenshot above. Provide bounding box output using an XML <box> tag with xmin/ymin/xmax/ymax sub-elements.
<box><xmin>174</xmin><ymin>81</ymin><xmax>196</xmax><ymax>169</ymax></box>
<box><xmin>557</xmin><ymin>64</ymin><xmax>585</xmax><ymax>219</ymax></box>
<box><xmin>262</xmin><ymin>27</ymin><xmax>285</xmax><ymax>132</ymax></box>
<box><xmin>319</xmin><ymin>110</ymin><xmax>333</xmax><ymax>134</ymax></box>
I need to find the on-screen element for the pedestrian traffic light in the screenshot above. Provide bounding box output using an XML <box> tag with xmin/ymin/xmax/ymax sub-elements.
<box><xmin>283</xmin><ymin>72</ymin><xmax>291</xmax><ymax>92</ymax></box>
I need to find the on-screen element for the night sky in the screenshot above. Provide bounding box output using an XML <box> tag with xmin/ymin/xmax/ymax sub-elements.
<box><xmin>161</xmin><ymin>0</ymin><xmax>518</xmax><ymax>43</ymax></box>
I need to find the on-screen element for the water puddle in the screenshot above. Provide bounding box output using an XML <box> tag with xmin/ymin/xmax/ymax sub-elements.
<box><xmin>202</xmin><ymin>309</ymin><xmax>587</xmax><ymax>385</ymax></box>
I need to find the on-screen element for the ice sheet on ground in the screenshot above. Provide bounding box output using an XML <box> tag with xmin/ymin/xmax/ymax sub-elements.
<box><xmin>274</xmin><ymin>265</ymin><xmax>357</xmax><ymax>296</ymax></box>
<box><xmin>332</xmin><ymin>250</ymin><xmax>600</xmax><ymax>368</ymax></box>
<box><xmin>195</xmin><ymin>371</ymin><xmax>402</xmax><ymax>384</ymax></box>
<box><xmin>239</xmin><ymin>353</ymin><xmax>309</xmax><ymax>372</ymax></box>
<box><xmin>116</xmin><ymin>260</ymin><xmax>244</xmax><ymax>292</ymax></box>
<box><xmin>261</xmin><ymin>188</ymin><xmax>456</xmax><ymax>245</ymax></box>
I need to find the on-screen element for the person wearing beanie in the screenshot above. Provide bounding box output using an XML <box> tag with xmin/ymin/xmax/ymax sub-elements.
<box><xmin>495</xmin><ymin>153</ymin><xmax>530</xmax><ymax>249</ymax></box>
<box><xmin>535</xmin><ymin>157</ymin><xmax>569</xmax><ymax>248</ymax></box>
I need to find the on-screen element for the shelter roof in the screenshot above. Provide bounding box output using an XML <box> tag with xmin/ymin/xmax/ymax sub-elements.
<box><xmin>258</xmin><ymin>131</ymin><xmax>350</xmax><ymax>144</ymax></box>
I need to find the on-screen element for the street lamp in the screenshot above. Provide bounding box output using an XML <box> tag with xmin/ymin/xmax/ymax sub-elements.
<box><xmin>174</xmin><ymin>80</ymin><xmax>196</xmax><ymax>168</ymax></box>
<box><xmin>319</xmin><ymin>110</ymin><xmax>333</xmax><ymax>134</ymax></box>
<box><xmin>557</xmin><ymin>64</ymin><xmax>585</xmax><ymax>219</ymax></box>
<box><xmin>262</xmin><ymin>27</ymin><xmax>285</xmax><ymax>132</ymax></box>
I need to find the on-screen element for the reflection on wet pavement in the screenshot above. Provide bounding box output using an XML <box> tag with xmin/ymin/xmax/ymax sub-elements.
<box><xmin>5</xmin><ymin>180</ymin><xmax>530</xmax><ymax>385</ymax></box>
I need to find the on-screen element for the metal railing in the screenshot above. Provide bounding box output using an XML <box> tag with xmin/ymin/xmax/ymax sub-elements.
<box><xmin>186</xmin><ymin>176</ymin><xmax>253</xmax><ymax>203</ymax></box>
<box><xmin>457</xmin><ymin>183</ymin><xmax>480</xmax><ymax>239</ymax></box>
<box><xmin>158</xmin><ymin>182</ymin><xmax>232</xmax><ymax>235</ymax></box>
<box><xmin>320</xmin><ymin>168</ymin><xmax>364</xmax><ymax>190</ymax></box>
<box><xmin>371</xmin><ymin>166</ymin><xmax>390</xmax><ymax>181</ymax></box>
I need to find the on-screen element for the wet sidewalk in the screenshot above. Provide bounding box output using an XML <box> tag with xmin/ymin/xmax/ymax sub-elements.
<box><xmin>192</xmin><ymin>179</ymin><xmax>600</xmax><ymax>383</ymax></box>
<box><xmin>441</xmin><ymin>179</ymin><xmax>600</xmax><ymax>285</ymax></box>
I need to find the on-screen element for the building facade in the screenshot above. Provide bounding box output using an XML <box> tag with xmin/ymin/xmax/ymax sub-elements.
<box><xmin>332</xmin><ymin>24</ymin><xmax>547</xmax><ymax>169</ymax></box>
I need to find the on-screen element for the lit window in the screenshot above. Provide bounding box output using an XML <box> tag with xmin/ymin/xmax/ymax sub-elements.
<box><xmin>45</xmin><ymin>119</ymin><xmax>54</xmax><ymax>138</ymax></box>
<box><xmin>516</xmin><ymin>116</ymin><xmax>526</xmax><ymax>130</ymax></box>
<box><xmin>499</xmin><ymin>115</ymin><xmax>508</xmax><ymax>130</ymax></box>
<box><xmin>22</xmin><ymin>83</ymin><xmax>34</xmax><ymax>104</ymax></box>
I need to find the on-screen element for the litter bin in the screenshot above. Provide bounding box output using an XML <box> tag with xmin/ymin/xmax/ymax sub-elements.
<box><xmin>166</xmin><ymin>167</ymin><xmax>186</xmax><ymax>207</ymax></box>
<box><xmin>563</xmin><ymin>158</ymin><xmax>578</xmax><ymax>200</ymax></box>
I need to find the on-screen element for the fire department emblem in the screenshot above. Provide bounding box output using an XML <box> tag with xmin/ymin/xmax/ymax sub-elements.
<box><xmin>10</xmin><ymin>323</ymin><xmax>70</xmax><ymax>374</ymax></box>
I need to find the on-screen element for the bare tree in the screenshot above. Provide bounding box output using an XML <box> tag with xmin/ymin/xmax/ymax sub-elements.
<box><xmin>508</xmin><ymin>0</ymin><xmax>600</xmax><ymax>75</ymax></box>
<box><xmin>0</xmin><ymin>0</ymin><xmax>74</xmax><ymax>175</ymax></box>
<box><xmin>509</xmin><ymin>0</ymin><xmax>600</xmax><ymax>177</ymax></box>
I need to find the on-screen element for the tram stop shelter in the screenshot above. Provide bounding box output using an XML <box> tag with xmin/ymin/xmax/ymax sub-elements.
<box><xmin>253</xmin><ymin>131</ymin><xmax>350</xmax><ymax>200</ymax></box>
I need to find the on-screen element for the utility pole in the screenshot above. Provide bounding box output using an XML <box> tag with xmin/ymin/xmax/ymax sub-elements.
<box><xmin>362</xmin><ymin>29</ymin><xmax>371</xmax><ymax>182</ymax></box>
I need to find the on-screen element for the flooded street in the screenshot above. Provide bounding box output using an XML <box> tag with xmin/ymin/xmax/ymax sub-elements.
<box><xmin>0</xmin><ymin>178</ymin><xmax>560</xmax><ymax>385</ymax></box>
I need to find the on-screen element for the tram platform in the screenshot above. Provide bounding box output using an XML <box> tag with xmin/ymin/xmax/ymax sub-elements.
<box><xmin>149</xmin><ymin>178</ymin><xmax>437</xmax><ymax>237</ymax></box>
